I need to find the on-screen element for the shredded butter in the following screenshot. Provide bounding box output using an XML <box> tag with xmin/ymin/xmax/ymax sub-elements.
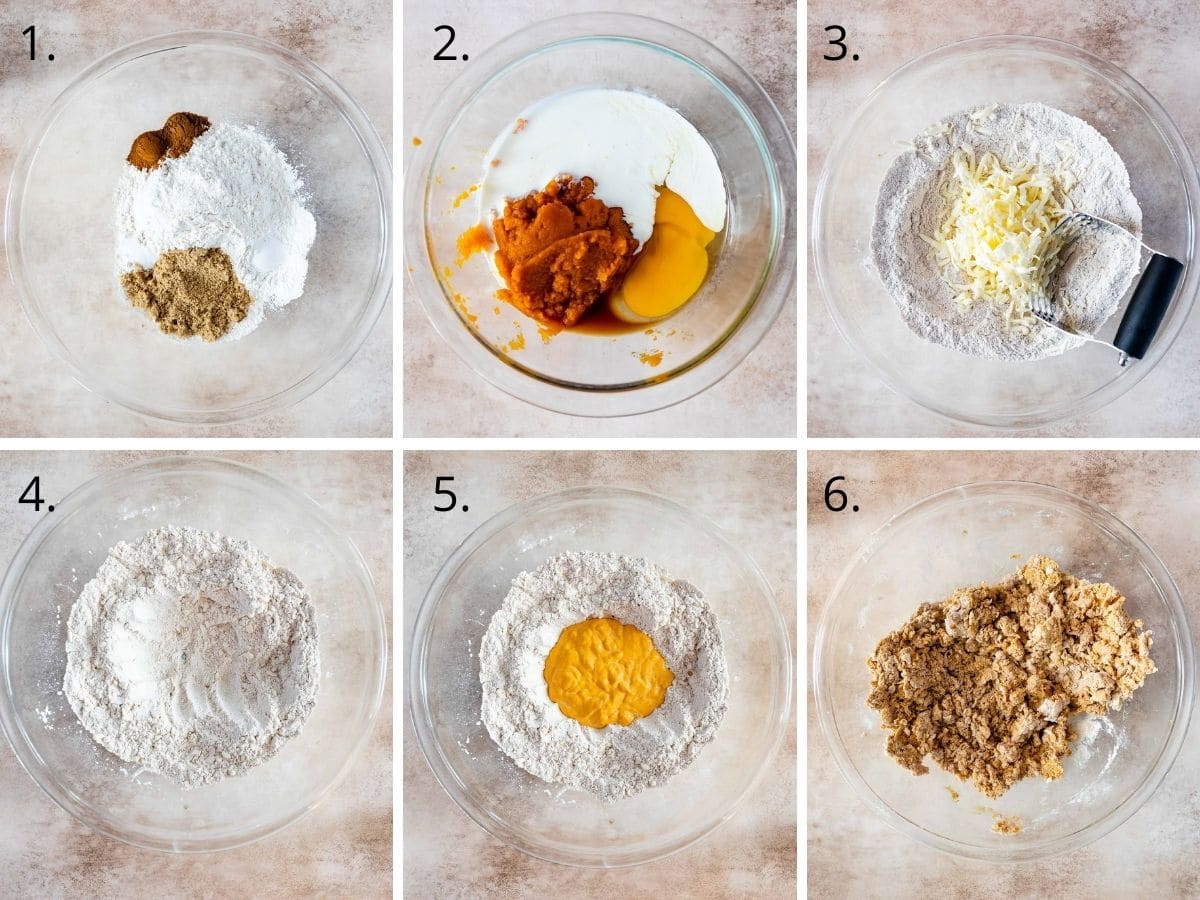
<box><xmin>924</xmin><ymin>149</ymin><xmax>1069</xmax><ymax>330</ymax></box>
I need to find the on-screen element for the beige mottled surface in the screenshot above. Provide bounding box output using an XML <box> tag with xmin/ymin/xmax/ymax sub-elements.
<box><xmin>807</xmin><ymin>451</ymin><xmax>1200</xmax><ymax>898</ymax></box>
<box><xmin>807</xmin><ymin>0</ymin><xmax>1200</xmax><ymax>436</ymax></box>
<box><xmin>0</xmin><ymin>1</ymin><xmax>391</xmax><ymax>437</ymax></box>
<box><xmin>403</xmin><ymin>0</ymin><xmax>796</xmax><ymax>437</ymax></box>
<box><xmin>0</xmin><ymin>451</ymin><xmax>392</xmax><ymax>897</ymax></box>
<box><xmin>404</xmin><ymin>451</ymin><xmax>797</xmax><ymax>896</ymax></box>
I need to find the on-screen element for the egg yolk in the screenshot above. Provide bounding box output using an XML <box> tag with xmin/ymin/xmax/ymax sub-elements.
<box><xmin>543</xmin><ymin>617</ymin><xmax>674</xmax><ymax>729</ymax></box>
<box><xmin>613</xmin><ymin>187</ymin><xmax>717</xmax><ymax>320</ymax></box>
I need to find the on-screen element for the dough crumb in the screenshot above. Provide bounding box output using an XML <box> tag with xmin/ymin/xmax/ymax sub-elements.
<box><xmin>867</xmin><ymin>556</ymin><xmax>1155</xmax><ymax>799</ymax></box>
<box><xmin>992</xmin><ymin>814</ymin><xmax>1022</xmax><ymax>834</ymax></box>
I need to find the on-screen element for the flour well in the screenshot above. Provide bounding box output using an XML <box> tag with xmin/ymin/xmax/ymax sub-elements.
<box><xmin>872</xmin><ymin>103</ymin><xmax>1142</xmax><ymax>360</ymax></box>
<box><xmin>63</xmin><ymin>526</ymin><xmax>320</xmax><ymax>787</ymax></box>
<box><xmin>114</xmin><ymin>122</ymin><xmax>316</xmax><ymax>341</ymax></box>
<box><xmin>479</xmin><ymin>551</ymin><xmax>729</xmax><ymax>801</ymax></box>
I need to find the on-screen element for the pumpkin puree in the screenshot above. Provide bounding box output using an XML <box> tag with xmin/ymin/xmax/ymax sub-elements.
<box><xmin>492</xmin><ymin>177</ymin><xmax>638</xmax><ymax>327</ymax></box>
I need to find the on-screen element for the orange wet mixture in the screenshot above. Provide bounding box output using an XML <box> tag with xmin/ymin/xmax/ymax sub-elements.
<box><xmin>544</xmin><ymin>617</ymin><xmax>673</xmax><ymax>729</ymax></box>
<box><xmin>492</xmin><ymin>177</ymin><xmax>638</xmax><ymax>327</ymax></box>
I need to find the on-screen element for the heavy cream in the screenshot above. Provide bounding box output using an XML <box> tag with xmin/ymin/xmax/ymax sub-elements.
<box><xmin>477</xmin><ymin>88</ymin><xmax>726</xmax><ymax>246</ymax></box>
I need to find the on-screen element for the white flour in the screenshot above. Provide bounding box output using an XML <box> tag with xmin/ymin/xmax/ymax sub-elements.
<box><xmin>63</xmin><ymin>526</ymin><xmax>320</xmax><ymax>787</ymax></box>
<box><xmin>114</xmin><ymin>122</ymin><xmax>317</xmax><ymax>341</ymax></box>
<box><xmin>479</xmin><ymin>551</ymin><xmax>729</xmax><ymax>802</ymax></box>
<box><xmin>872</xmin><ymin>103</ymin><xmax>1142</xmax><ymax>360</ymax></box>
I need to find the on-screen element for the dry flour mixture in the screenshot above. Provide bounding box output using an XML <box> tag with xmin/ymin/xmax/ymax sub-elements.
<box><xmin>64</xmin><ymin>526</ymin><xmax>320</xmax><ymax>787</ymax></box>
<box><xmin>115</xmin><ymin>121</ymin><xmax>316</xmax><ymax>341</ymax></box>
<box><xmin>479</xmin><ymin>551</ymin><xmax>729</xmax><ymax>801</ymax></box>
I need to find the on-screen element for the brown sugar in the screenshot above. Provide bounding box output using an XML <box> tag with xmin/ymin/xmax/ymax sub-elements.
<box><xmin>127</xmin><ymin>112</ymin><xmax>211</xmax><ymax>170</ymax></box>
<box><xmin>121</xmin><ymin>247</ymin><xmax>254</xmax><ymax>341</ymax></box>
<box><xmin>492</xmin><ymin>177</ymin><xmax>638</xmax><ymax>327</ymax></box>
<box><xmin>867</xmin><ymin>556</ymin><xmax>1155</xmax><ymax>799</ymax></box>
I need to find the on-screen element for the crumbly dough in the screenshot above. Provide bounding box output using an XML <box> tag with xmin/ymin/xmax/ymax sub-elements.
<box><xmin>867</xmin><ymin>556</ymin><xmax>1155</xmax><ymax>799</ymax></box>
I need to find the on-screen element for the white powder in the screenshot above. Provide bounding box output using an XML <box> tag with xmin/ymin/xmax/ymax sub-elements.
<box><xmin>479</xmin><ymin>551</ymin><xmax>729</xmax><ymax>802</ymax></box>
<box><xmin>63</xmin><ymin>526</ymin><xmax>320</xmax><ymax>787</ymax></box>
<box><xmin>114</xmin><ymin>122</ymin><xmax>317</xmax><ymax>341</ymax></box>
<box><xmin>872</xmin><ymin>103</ymin><xmax>1142</xmax><ymax>360</ymax></box>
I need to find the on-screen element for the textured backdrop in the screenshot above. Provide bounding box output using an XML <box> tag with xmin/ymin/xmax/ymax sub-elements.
<box><xmin>0</xmin><ymin>450</ymin><xmax>392</xmax><ymax>897</ymax></box>
<box><xmin>807</xmin><ymin>450</ymin><xmax>1200</xmax><ymax>898</ymax></box>
<box><xmin>404</xmin><ymin>450</ymin><xmax>797</xmax><ymax>897</ymax></box>
<box><xmin>403</xmin><ymin>0</ymin><xmax>797</xmax><ymax>438</ymax></box>
<box><xmin>807</xmin><ymin>0</ymin><xmax>1200</xmax><ymax>437</ymax></box>
<box><xmin>0</xmin><ymin>0</ymin><xmax>392</xmax><ymax>437</ymax></box>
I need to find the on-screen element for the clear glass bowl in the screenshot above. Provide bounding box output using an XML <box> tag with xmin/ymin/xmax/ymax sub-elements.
<box><xmin>405</xmin><ymin>13</ymin><xmax>795</xmax><ymax>417</ymax></box>
<box><xmin>0</xmin><ymin>457</ymin><xmax>387</xmax><ymax>851</ymax></box>
<box><xmin>5</xmin><ymin>31</ymin><xmax>392</xmax><ymax>424</ymax></box>
<box><xmin>813</xmin><ymin>36</ymin><xmax>1199</xmax><ymax>429</ymax></box>
<box><xmin>814</xmin><ymin>481</ymin><xmax>1195</xmax><ymax>861</ymax></box>
<box><xmin>409</xmin><ymin>487</ymin><xmax>792</xmax><ymax>866</ymax></box>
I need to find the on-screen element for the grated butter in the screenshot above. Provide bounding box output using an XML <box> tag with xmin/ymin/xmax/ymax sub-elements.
<box><xmin>923</xmin><ymin>148</ymin><xmax>1070</xmax><ymax>329</ymax></box>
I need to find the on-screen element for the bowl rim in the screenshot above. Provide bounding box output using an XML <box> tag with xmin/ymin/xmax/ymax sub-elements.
<box><xmin>813</xmin><ymin>479</ymin><xmax>1197</xmax><ymax>861</ymax></box>
<box><xmin>0</xmin><ymin>455</ymin><xmax>388</xmax><ymax>853</ymax></box>
<box><xmin>408</xmin><ymin>484</ymin><xmax>793</xmax><ymax>867</ymax></box>
<box><xmin>812</xmin><ymin>33</ymin><xmax>1200</xmax><ymax>431</ymax></box>
<box><xmin>403</xmin><ymin>12</ymin><xmax>796</xmax><ymax>418</ymax></box>
<box><xmin>4</xmin><ymin>29</ymin><xmax>393</xmax><ymax>425</ymax></box>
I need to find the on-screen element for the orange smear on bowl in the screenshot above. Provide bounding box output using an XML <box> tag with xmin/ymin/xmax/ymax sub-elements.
<box><xmin>456</xmin><ymin>223</ymin><xmax>492</xmax><ymax>266</ymax></box>
<box><xmin>452</xmin><ymin>184</ymin><xmax>479</xmax><ymax>209</ymax></box>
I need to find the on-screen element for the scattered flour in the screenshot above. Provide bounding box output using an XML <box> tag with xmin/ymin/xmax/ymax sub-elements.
<box><xmin>63</xmin><ymin>526</ymin><xmax>320</xmax><ymax>787</ymax></box>
<box><xmin>114</xmin><ymin>122</ymin><xmax>317</xmax><ymax>341</ymax></box>
<box><xmin>479</xmin><ymin>551</ymin><xmax>729</xmax><ymax>801</ymax></box>
<box><xmin>872</xmin><ymin>102</ymin><xmax>1142</xmax><ymax>360</ymax></box>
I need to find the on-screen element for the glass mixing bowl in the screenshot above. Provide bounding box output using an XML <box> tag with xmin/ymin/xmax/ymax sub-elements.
<box><xmin>814</xmin><ymin>481</ymin><xmax>1195</xmax><ymax>861</ymax></box>
<box><xmin>813</xmin><ymin>36</ymin><xmax>1199</xmax><ymax>429</ymax></box>
<box><xmin>406</xmin><ymin>13</ymin><xmax>795</xmax><ymax>417</ymax></box>
<box><xmin>5</xmin><ymin>31</ymin><xmax>392</xmax><ymax>424</ymax></box>
<box><xmin>410</xmin><ymin>487</ymin><xmax>792</xmax><ymax>866</ymax></box>
<box><xmin>0</xmin><ymin>457</ymin><xmax>387</xmax><ymax>851</ymax></box>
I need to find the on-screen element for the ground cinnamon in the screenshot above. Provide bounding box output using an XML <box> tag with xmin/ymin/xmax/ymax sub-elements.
<box><xmin>127</xmin><ymin>112</ymin><xmax>211</xmax><ymax>170</ymax></box>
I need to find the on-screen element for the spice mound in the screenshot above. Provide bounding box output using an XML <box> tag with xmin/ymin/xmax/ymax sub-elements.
<box><xmin>121</xmin><ymin>247</ymin><xmax>254</xmax><ymax>341</ymax></box>
<box><xmin>63</xmin><ymin>526</ymin><xmax>320</xmax><ymax>787</ymax></box>
<box><xmin>115</xmin><ymin>115</ymin><xmax>316</xmax><ymax>342</ymax></box>
<box><xmin>479</xmin><ymin>551</ymin><xmax>729</xmax><ymax>801</ymax></box>
<box><xmin>867</xmin><ymin>556</ymin><xmax>1155</xmax><ymax>799</ymax></box>
<box><xmin>493</xmin><ymin>177</ymin><xmax>638</xmax><ymax>327</ymax></box>
<box><xmin>127</xmin><ymin>112</ymin><xmax>211</xmax><ymax>170</ymax></box>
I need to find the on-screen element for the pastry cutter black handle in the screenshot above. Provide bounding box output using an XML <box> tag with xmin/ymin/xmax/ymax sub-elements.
<box><xmin>1114</xmin><ymin>253</ymin><xmax>1184</xmax><ymax>367</ymax></box>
